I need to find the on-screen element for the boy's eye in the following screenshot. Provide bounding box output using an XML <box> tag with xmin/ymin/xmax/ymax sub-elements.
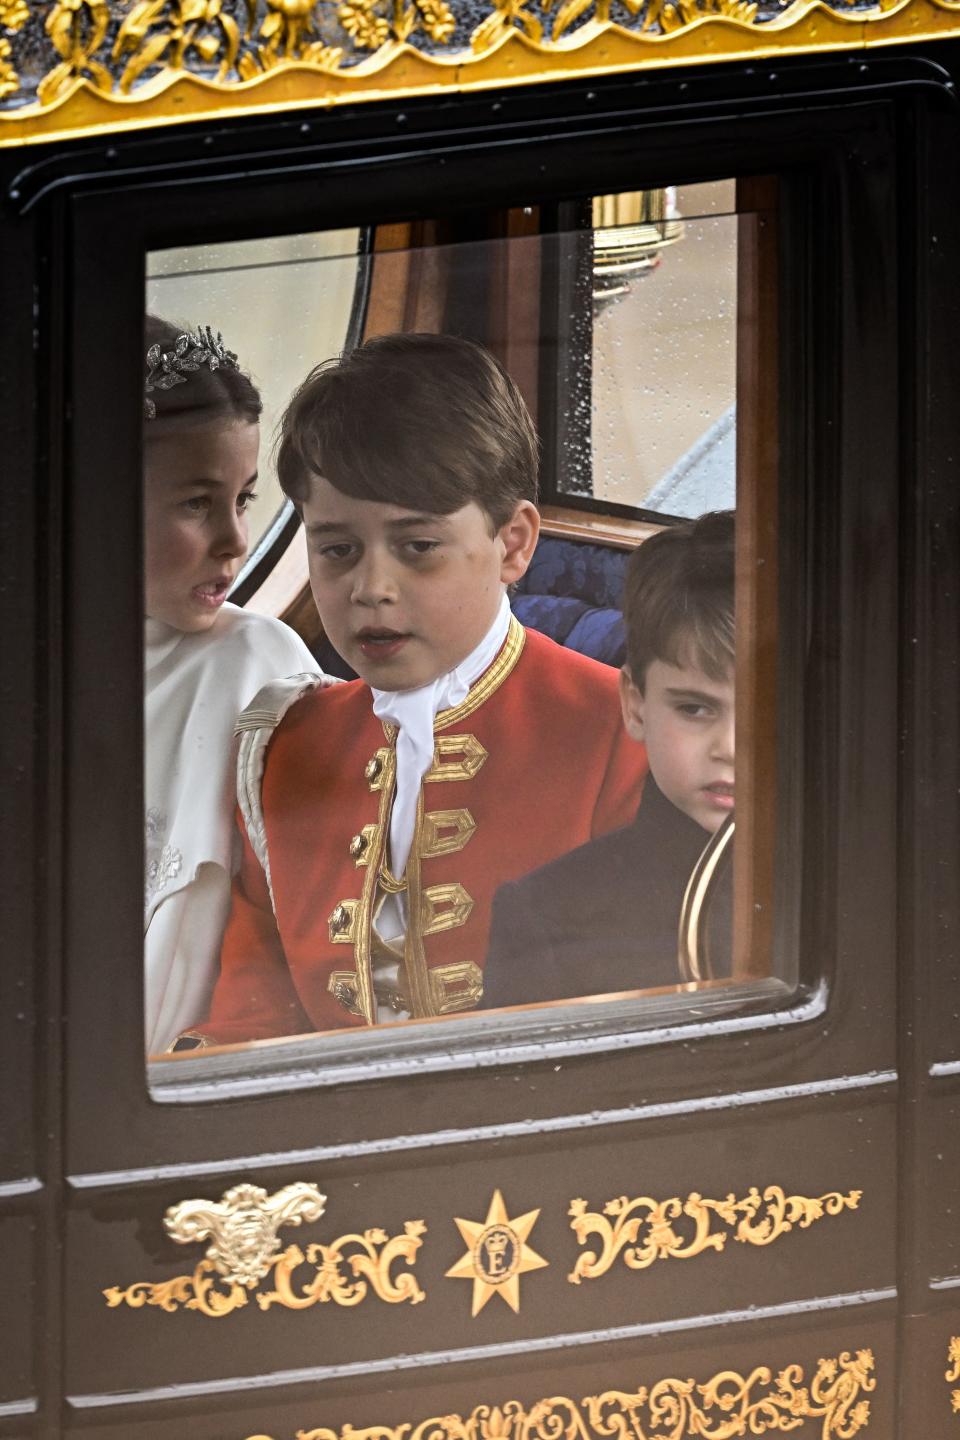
<box><xmin>676</xmin><ymin>701</ymin><xmax>713</xmax><ymax>719</ymax></box>
<box><xmin>316</xmin><ymin>542</ymin><xmax>356</xmax><ymax>561</ymax></box>
<box><xmin>403</xmin><ymin>539</ymin><xmax>441</xmax><ymax>557</ymax></box>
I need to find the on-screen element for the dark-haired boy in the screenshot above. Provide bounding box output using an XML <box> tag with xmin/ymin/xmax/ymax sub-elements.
<box><xmin>482</xmin><ymin>510</ymin><xmax>735</xmax><ymax>1009</ymax></box>
<box><xmin>179</xmin><ymin>334</ymin><xmax>647</xmax><ymax>1046</ymax></box>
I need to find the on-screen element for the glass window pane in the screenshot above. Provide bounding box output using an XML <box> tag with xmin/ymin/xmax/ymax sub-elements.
<box><xmin>141</xmin><ymin>183</ymin><xmax>786</xmax><ymax>1090</ymax></box>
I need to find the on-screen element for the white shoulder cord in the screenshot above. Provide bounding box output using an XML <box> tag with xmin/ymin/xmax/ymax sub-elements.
<box><xmin>234</xmin><ymin>672</ymin><xmax>342</xmax><ymax>913</ymax></box>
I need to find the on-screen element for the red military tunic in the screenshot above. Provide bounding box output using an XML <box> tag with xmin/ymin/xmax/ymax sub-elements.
<box><xmin>191</xmin><ymin>618</ymin><xmax>647</xmax><ymax>1045</ymax></box>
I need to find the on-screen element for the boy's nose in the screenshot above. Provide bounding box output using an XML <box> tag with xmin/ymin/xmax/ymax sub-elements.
<box><xmin>712</xmin><ymin>712</ymin><xmax>735</xmax><ymax>764</ymax></box>
<box><xmin>351</xmin><ymin>554</ymin><xmax>397</xmax><ymax>606</ymax></box>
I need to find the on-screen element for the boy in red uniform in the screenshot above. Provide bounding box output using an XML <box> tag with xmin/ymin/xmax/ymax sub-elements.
<box><xmin>178</xmin><ymin>334</ymin><xmax>647</xmax><ymax>1046</ymax></box>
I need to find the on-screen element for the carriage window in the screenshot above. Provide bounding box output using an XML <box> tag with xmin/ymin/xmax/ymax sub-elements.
<box><xmin>143</xmin><ymin>180</ymin><xmax>787</xmax><ymax>1089</ymax></box>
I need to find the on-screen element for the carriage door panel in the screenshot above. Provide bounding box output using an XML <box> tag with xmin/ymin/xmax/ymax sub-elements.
<box><xmin>51</xmin><ymin>90</ymin><xmax>906</xmax><ymax>1437</ymax></box>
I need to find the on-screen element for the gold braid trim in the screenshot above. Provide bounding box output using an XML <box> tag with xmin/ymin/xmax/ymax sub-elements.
<box><xmin>435</xmin><ymin>616</ymin><xmax>525</xmax><ymax>732</ymax></box>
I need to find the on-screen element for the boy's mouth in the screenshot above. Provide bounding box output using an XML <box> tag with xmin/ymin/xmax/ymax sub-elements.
<box><xmin>703</xmin><ymin>781</ymin><xmax>735</xmax><ymax>811</ymax></box>
<box><xmin>356</xmin><ymin>627</ymin><xmax>411</xmax><ymax>660</ymax></box>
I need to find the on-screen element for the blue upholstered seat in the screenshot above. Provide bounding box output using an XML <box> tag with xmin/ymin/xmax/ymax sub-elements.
<box><xmin>510</xmin><ymin>535</ymin><xmax>628</xmax><ymax>668</ymax></box>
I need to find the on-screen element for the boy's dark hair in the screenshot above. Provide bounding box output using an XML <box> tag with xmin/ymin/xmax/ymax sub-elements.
<box><xmin>144</xmin><ymin>315</ymin><xmax>262</xmax><ymax>431</ymax></box>
<box><xmin>276</xmin><ymin>332</ymin><xmax>539</xmax><ymax>530</ymax></box>
<box><xmin>623</xmin><ymin>510</ymin><xmax>735</xmax><ymax>688</ymax></box>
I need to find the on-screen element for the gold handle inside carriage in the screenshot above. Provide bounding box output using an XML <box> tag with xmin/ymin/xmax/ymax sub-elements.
<box><xmin>677</xmin><ymin>815</ymin><xmax>735</xmax><ymax>985</ymax></box>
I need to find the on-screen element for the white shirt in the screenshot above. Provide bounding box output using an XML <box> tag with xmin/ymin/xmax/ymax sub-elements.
<box><xmin>144</xmin><ymin>603</ymin><xmax>319</xmax><ymax>1053</ymax></box>
<box><xmin>367</xmin><ymin>593</ymin><xmax>511</xmax><ymax>1021</ymax></box>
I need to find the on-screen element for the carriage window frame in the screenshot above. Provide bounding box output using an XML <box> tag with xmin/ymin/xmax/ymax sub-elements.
<box><xmin>139</xmin><ymin>174</ymin><xmax>801</xmax><ymax>1101</ymax></box>
<box><xmin>54</xmin><ymin>90</ymin><xmax>903</xmax><ymax>1157</ymax></box>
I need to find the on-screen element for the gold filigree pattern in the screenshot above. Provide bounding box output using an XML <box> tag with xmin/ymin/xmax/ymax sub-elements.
<box><xmin>239</xmin><ymin>0</ymin><xmax>343</xmax><ymax>78</ymax></box>
<box><xmin>0</xmin><ymin>0</ymin><xmax>29</xmax><ymax>30</ymax></box>
<box><xmin>245</xmin><ymin>1348</ymin><xmax>876</xmax><ymax>1439</ymax></box>
<box><xmin>0</xmin><ymin>39</ymin><xmax>17</xmax><ymax>101</ymax></box>
<box><xmin>104</xmin><ymin>1220</ymin><xmax>426</xmax><ymax>1317</ymax></box>
<box><xmin>37</xmin><ymin>0</ymin><xmax>112</xmax><ymax>105</ymax></box>
<box><xmin>947</xmin><ymin>1335</ymin><xmax>960</xmax><ymax>1415</ymax></box>
<box><xmin>3</xmin><ymin>0</ymin><xmax>960</xmax><ymax>145</ymax></box>
<box><xmin>567</xmin><ymin>1183</ymin><xmax>862</xmax><ymax>1283</ymax></box>
<box><xmin>113</xmin><ymin>0</ymin><xmax>242</xmax><ymax>90</ymax></box>
<box><xmin>338</xmin><ymin>0</ymin><xmax>455</xmax><ymax>49</ymax></box>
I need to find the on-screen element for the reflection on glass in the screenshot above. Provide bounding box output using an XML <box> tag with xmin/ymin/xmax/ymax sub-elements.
<box><xmin>142</xmin><ymin>185</ymin><xmax>782</xmax><ymax>1079</ymax></box>
<box><xmin>557</xmin><ymin>179</ymin><xmax>738</xmax><ymax>516</ymax></box>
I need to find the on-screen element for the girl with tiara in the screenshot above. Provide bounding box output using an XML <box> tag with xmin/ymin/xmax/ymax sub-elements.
<box><xmin>143</xmin><ymin>315</ymin><xmax>326</xmax><ymax>1054</ymax></box>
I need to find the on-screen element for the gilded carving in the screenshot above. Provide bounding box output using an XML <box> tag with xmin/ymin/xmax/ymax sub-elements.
<box><xmin>0</xmin><ymin>40</ymin><xmax>17</xmax><ymax>102</ymax></box>
<box><xmin>0</xmin><ymin>0</ymin><xmax>29</xmax><ymax>29</ymax></box>
<box><xmin>947</xmin><ymin>1335</ymin><xmax>960</xmax><ymax>1414</ymax></box>
<box><xmin>162</xmin><ymin>1181</ymin><xmax>327</xmax><ymax>1287</ymax></box>
<box><xmin>338</xmin><ymin>0</ymin><xmax>456</xmax><ymax>48</ymax></box>
<box><xmin>568</xmin><ymin>1183</ymin><xmax>862</xmax><ymax>1283</ymax></box>
<box><xmin>104</xmin><ymin>1207</ymin><xmax>427</xmax><ymax>1317</ymax></box>
<box><xmin>239</xmin><ymin>0</ymin><xmax>343</xmax><ymax>78</ymax></box>
<box><xmin>246</xmin><ymin>1348</ymin><xmax>876</xmax><ymax>1438</ymax></box>
<box><xmin>3</xmin><ymin>0</ymin><xmax>960</xmax><ymax>146</ymax></box>
<box><xmin>37</xmin><ymin>0</ymin><xmax>112</xmax><ymax>105</ymax></box>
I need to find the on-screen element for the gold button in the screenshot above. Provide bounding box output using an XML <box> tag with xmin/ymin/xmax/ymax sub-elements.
<box><xmin>365</xmin><ymin>755</ymin><xmax>383</xmax><ymax>782</ymax></box>
<box><xmin>330</xmin><ymin>904</ymin><xmax>349</xmax><ymax>934</ymax></box>
<box><xmin>349</xmin><ymin>833</ymin><xmax>368</xmax><ymax>859</ymax></box>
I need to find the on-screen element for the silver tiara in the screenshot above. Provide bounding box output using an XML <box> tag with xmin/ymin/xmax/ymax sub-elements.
<box><xmin>144</xmin><ymin>325</ymin><xmax>239</xmax><ymax>419</ymax></box>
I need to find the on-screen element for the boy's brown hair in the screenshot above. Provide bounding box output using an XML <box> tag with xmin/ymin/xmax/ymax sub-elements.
<box><xmin>276</xmin><ymin>332</ymin><xmax>539</xmax><ymax>530</ymax></box>
<box><xmin>623</xmin><ymin>510</ymin><xmax>735</xmax><ymax>688</ymax></box>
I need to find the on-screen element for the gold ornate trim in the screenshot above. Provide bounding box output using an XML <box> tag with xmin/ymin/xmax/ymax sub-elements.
<box><xmin>420</xmin><ymin>807</ymin><xmax>477</xmax><ymax>858</ymax></box>
<box><xmin>429</xmin><ymin>958</ymin><xmax>483</xmax><ymax>1011</ymax></box>
<box><xmin>425</xmin><ymin>733</ymin><xmax>489</xmax><ymax>784</ymax></box>
<box><xmin>436</xmin><ymin>617</ymin><xmax>526</xmax><ymax>732</ymax></box>
<box><xmin>568</xmin><ymin>1184</ymin><xmax>862</xmax><ymax>1283</ymax></box>
<box><xmin>3</xmin><ymin>0</ymin><xmax>960</xmax><ymax>149</ymax></box>
<box><xmin>104</xmin><ymin>1181</ymin><xmax>426</xmax><ymax>1317</ymax></box>
<box><xmin>947</xmin><ymin>1335</ymin><xmax>960</xmax><ymax>1415</ymax></box>
<box><xmin>246</xmin><ymin>1347</ymin><xmax>876</xmax><ymax>1438</ymax></box>
<box><xmin>420</xmin><ymin>880</ymin><xmax>475</xmax><ymax>935</ymax></box>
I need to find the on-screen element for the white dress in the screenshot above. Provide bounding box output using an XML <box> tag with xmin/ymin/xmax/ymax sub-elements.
<box><xmin>144</xmin><ymin>602</ymin><xmax>319</xmax><ymax>1054</ymax></box>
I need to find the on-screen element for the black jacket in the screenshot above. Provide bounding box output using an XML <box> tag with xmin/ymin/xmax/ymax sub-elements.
<box><xmin>482</xmin><ymin>779</ymin><xmax>732</xmax><ymax>1009</ymax></box>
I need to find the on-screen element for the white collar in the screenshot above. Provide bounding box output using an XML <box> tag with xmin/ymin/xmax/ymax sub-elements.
<box><xmin>371</xmin><ymin>592</ymin><xmax>511</xmax><ymax>879</ymax></box>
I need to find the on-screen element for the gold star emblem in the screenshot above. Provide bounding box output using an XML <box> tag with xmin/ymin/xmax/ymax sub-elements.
<box><xmin>445</xmin><ymin>1189</ymin><xmax>548</xmax><ymax>1315</ymax></box>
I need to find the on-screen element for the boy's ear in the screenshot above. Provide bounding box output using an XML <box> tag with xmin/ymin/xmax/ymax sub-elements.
<box><xmin>619</xmin><ymin>666</ymin><xmax>646</xmax><ymax>742</ymax></box>
<box><xmin>497</xmin><ymin>501</ymin><xmax>540</xmax><ymax>584</ymax></box>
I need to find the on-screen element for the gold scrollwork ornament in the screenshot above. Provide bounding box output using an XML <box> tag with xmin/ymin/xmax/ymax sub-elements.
<box><xmin>568</xmin><ymin>1183</ymin><xmax>862</xmax><ymax>1283</ymax></box>
<box><xmin>246</xmin><ymin>1347</ymin><xmax>876</xmax><ymax>1439</ymax></box>
<box><xmin>103</xmin><ymin>1182</ymin><xmax>427</xmax><ymax>1317</ymax></box>
<box><xmin>947</xmin><ymin>1334</ymin><xmax>960</xmax><ymax>1414</ymax></box>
